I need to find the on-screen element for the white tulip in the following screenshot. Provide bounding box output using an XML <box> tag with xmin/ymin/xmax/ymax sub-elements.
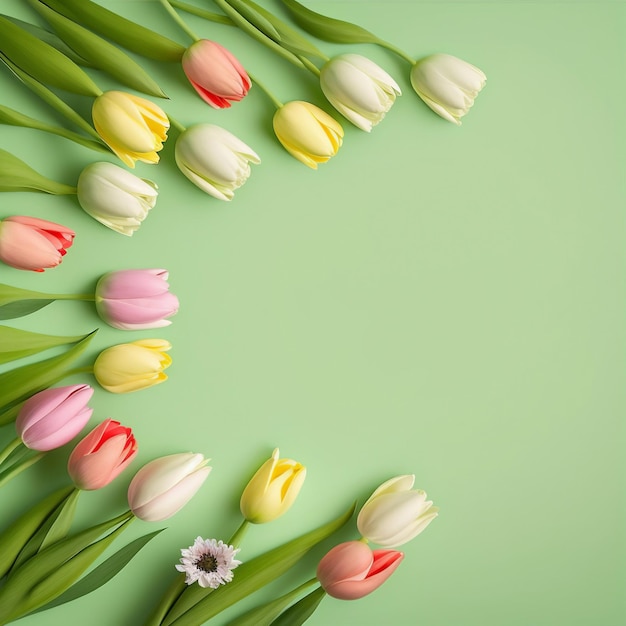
<box><xmin>76</xmin><ymin>162</ymin><xmax>157</xmax><ymax>236</ymax></box>
<box><xmin>175</xmin><ymin>124</ymin><xmax>260</xmax><ymax>201</ymax></box>
<box><xmin>320</xmin><ymin>54</ymin><xmax>401</xmax><ymax>132</ymax></box>
<box><xmin>357</xmin><ymin>474</ymin><xmax>438</xmax><ymax>547</ymax></box>
<box><xmin>410</xmin><ymin>53</ymin><xmax>486</xmax><ymax>125</ymax></box>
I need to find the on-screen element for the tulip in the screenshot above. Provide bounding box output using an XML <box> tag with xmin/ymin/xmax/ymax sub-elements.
<box><xmin>0</xmin><ymin>216</ymin><xmax>74</xmax><ymax>272</ymax></box>
<box><xmin>182</xmin><ymin>39</ymin><xmax>250</xmax><ymax>109</ymax></box>
<box><xmin>128</xmin><ymin>452</ymin><xmax>211</xmax><ymax>521</ymax></box>
<box><xmin>67</xmin><ymin>418</ymin><xmax>137</xmax><ymax>490</ymax></box>
<box><xmin>410</xmin><ymin>53</ymin><xmax>486</xmax><ymax>125</ymax></box>
<box><xmin>92</xmin><ymin>90</ymin><xmax>169</xmax><ymax>168</ymax></box>
<box><xmin>93</xmin><ymin>339</ymin><xmax>172</xmax><ymax>393</ymax></box>
<box><xmin>175</xmin><ymin>124</ymin><xmax>260</xmax><ymax>201</ymax></box>
<box><xmin>95</xmin><ymin>269</ymin><xmax>179</xmax><ymax>330</ymax></box>
<box><xmin>317</xmin><ymin>541</ymin><xmax>403</xmax><ymax>600</ymax></box>
<box><xmin>76</xmin><ymin>162</ymin><xmax>158</xmax><ymax>236</ymax></box>
<box><xmin>272</xmin><ymin>101</ymin><xmax>344</xmax><ymax>169</ymax></box>
<box><xmin>356</xmin><ymin>475</ymin><xmax>438</xmax><ymax>547</ymax></box>
<box><xmin>320</xmin><ymin>54</ymin><xmax>401</xmax><ymax>132</ymax></box>
<box><xmin>15</xmin><ymin>384</ymin><xmax>94</xmax><ymax>452</ymax></box>
<box><xmin>240</xmin><ymin>448</ymin><xmax>306</xmax><ymax>523</ymax></box>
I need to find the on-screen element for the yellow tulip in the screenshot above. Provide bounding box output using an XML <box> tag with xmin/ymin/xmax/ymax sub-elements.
<box><xmin>272</xmin><ymin>101</ymin><xmax>343</xmax><ymax>169</ymax></box>
<box><xmin>240</xmin><ymin>448</ymin><xmax>306</xmax><ymax>523</ymax></box>
<box><xmin>93</xmin><ymin>339</ymin><xmax>171</xmax><ymax>393</ymax></box>
<box><xmin>92</xmin><ymin>90</ymin><xmax>169</xmax><ymax>168</ymax></box>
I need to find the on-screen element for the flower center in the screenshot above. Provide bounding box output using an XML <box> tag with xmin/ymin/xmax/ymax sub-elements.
<box><xmin>196</xmin><ymin>554</ymin><xmax>218</xmax><ymax>573</ymax></box>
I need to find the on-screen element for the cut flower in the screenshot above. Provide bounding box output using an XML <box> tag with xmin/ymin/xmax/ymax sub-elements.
<box><xmin>176</xmin><ymin>537</ymin><xmax>241</xmax><ymax>589</ymax></box>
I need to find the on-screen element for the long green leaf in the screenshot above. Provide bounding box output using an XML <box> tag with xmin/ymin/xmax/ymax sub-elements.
<box><xmin>40</xmin><ymin>0</ymin><xmax>186</xmax><ymax>62</ymax></box>
<box><xmin>0</xmin><ymin>148</ymin><xmax>76</xmax><ymax>194</ymax></box>
<box><xmin>164</xmin><ymin>503</ymin><xmax>356</xmax><ymax>626</ymax></box>
<box><xmin>0</xmin><ymin>325</ymin><xmax>86</xmax><ymax>365</ymax></box>
<box><xmin>0</xmin><ymin>330</ymin><xmax>97</xmax><ymax>420</ymax></box>
<box><xmin>28</xmin><ymin>0</ymin><xmax>167</xmax><ymax>98</ymax></box>
<box><xmin>279</xmin><ymin>0</ymin><xmax>381</xmax><ymax>44</ymax></box>
<box><xmin>169</xmin><ymin>1</ymin><xmax>233</xmax><ymax>26</ymax></box>
<box><xmin>269</xmin><ymin>586</ymin><xmax>326</xmax><ymax>626</ymax></box>
<box><xmin>224</xmin><ymin>0</ymin><xmax>282</xmax><ymax>43</ymax></box>
<box><xmin>0</xmin><ymin>15</ymin><xmax>101</xmax><ymax>96</ymax></box>
<box><xmin>31</xmin><ymin>529</ymin><xmax>164</xmax><ymax>614</ymax></box>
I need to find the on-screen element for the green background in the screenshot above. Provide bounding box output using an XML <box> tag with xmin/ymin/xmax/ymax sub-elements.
<box><xmin>0</xmin><ymin>1</ymin><xmax>623</xmax><ymax>625</ymax></box>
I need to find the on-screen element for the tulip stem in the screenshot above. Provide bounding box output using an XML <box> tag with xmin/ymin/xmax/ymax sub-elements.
<box><xmin>297</xmin><ymin>55</ymin><xmax>321</xmax><ymax>77</ymax></box>
<box><xmin>247</xmin><ymin>72</ymin><xmax>283</xmax><ymax>109</ymax></box>
<box><xmin>167</xmin><ymin>115</ymin><xmax>187</xmax><ymax>135</ymax></box>
<box><xmin>45</xmin><ymin>293</ymin><xmax>95</xmax><ymax>302</ymax></box>
<box><xmin>67</xmin><ymin>366</ymin><xmax>94</xmax><ymax>376</ymax></box>
<box><xmin>170</xmin><ymin>0</ymin><xmax>233</xmax><ymax>26</ymax></box>
<box><xmin>0</xmin><ymin>451</ymin><xmax>44</xmax><ymax>488</ymax></box>
<box><xmin>159</xmin><ymin>0</ymin><xmax>200</xmax><ymax>42</ymax></box>
<box><xmin>227</xmin><ymin>518</ymin><xmax>250</xmax><ymax>548</ymax></box>
<box><xmin>0</xmin><ymin>437</ymin><xmax>22</xmax><ymax>467</ymax></box>
<box><xmin>375</xmin><ymin>39</ymin><xmax>416</xmax><ymax>65</ymax></box>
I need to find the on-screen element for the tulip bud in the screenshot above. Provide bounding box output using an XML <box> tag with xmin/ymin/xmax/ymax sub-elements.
<box><xmin>182</xmin><ymin>39</ymin><xmax>250</xmax><ymax>108</ymax></box>
<box><xmin>317</xmin><ymin>541</ymin><xmax>403</xmax><ymax>600</ymax></box>
<box><xmin>0</xmin><ymin>216</ymin><xmax>74</xmax><ymax>272</ymax></box>
<box><xmin>357</xmin><ymin>475</ymin><xmax>438</xmax><ymax>547</ymax></box>
<box><xmin>95</xmin><ymin>269</ymin><xmax>179</xmax><ymax>330</ymax></box>
<box><xmin>128</xmin><ymin>452</ymin><xmax>211</xmax><ymax>521</ymax></box>
<box><xmin>93</xmin><ymin>339</ymin><xmax>172</xmax><ymax>393</ymax></box>
<box><xmin>15</xmin><ymin>384</ymin><xmax>94</xmax><ymax>452</ymax></box>
<box><xmin>92</xmin><ymin>90</ymin><xmax>169</xmax><ymax>168</ymax></box>
<box><xmin>67</xmin><ymin>418</ymin><xmax>137</xmax><ymax>490</ymax></box>
<box><xmin>76</xmin><ymin>162</ymin><xmax>158</xmax><ymax>236</ymax></box>
<box><xmin>175</xmin><ymin>124</ymin><xmax>260</xmax><ymax>200</ymax></box>
<box><xmin>320</xmin><ymin>54</ymin><xmax>401</xmax><ymax>132</ymax></box>
<box><xmin>410</xmin><ymin>53</ymin><xmax>486</xmax><ymax>125</ymax></box>
<box><xmin>240</xmin><ymin>448</ymin><xmax>306</xmax><ymax>523</ymax></box>
<box><xmin>273</xmin><ymin>101</ymin><xmax>344</xmax><ymax>169</ymax></box>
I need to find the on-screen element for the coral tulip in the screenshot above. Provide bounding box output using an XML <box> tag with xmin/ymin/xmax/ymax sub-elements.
<box><xmin>0</xmin><ymin>216</ymin><xmax>74</xmax><ymax>272</ymax></box>
<box><xmin>15</xmin><ymin>384</ymin><xmax>94</xmax><ymax>452</ymax></box>
<box><xmin>273</xmin><ymin>101</ymin><xmax>343</xmax><ymax>169</ymax></box>
<box><xmin>182</xmin><ymin>39</ymin><xmax>250</xmax><ymax>108</ymax></box>
<box><xmin>175</xmin><ymin>124</ymin><xmax>260</xmax><ymax>200</ymax></box>
<box><xmin>320</xmin><ymin>54</ymin><xmax>401</xmax><ymax>131</ymax></box>
<box><xmin>357</xmin><ymin>475</ymin><xmax>438</xmax><ymax>547</ymax></box>
<box><xmin>128</xmin><ymin>452</ymin><xmax>211</xmax><ymax>521</ymax></box>
<box><xmin>317</xmin><ymin>541</ymin><xmax>403</xmax><ymax>600</ymax></box>
<box><xmin>92</xmin><ymin>339</ymin><xmax>171</xmax><ymax>393</ymax></box>
<box><xmin>92</xmin><ymin>90</ymin><xmax>169</xmax><ymax>168</ymax></box>
<box><xmin>67</xmin><ymin>418</ymin><xmax>137</xmax><ymax>490</ymax></box>
<box><xmin>240</xmin><ymin>448</ymin><xmax>306</xmax><ymax>523</ymax></box>
<box><xmin>76</xmin><ymin>162</ymin><xmax>158</xmax><ymax>236</ymax></box>
<box><xmin>95</xmin><ymin>269</ymin><xmax>179</xmax><ymax>330</ymax></box>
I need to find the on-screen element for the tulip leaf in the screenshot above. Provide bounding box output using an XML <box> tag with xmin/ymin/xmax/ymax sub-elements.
<box><xmin>28</xmin><ymin>0</ymin><xmax>168</xmax><ymax>99</ymax></box>
<box><xmin>0</xmin><ymin>329</ymin><xmax>98</xmax><ymax>422</ymax></box>
<box><xmin>279</xmin><ymin>0</ymin><xmax>381</xmax><ymax>45</ymax></box>
<box><xmin>0</xmin><ymin>148</ymin><xmax>76</xmax><ymax>194</ymax></box>
<box><xmin>31</xmin><ymin>529</ymin><xmax>164</xmax><ymax>615</ymax></box>
<box><xmin>169</xmin><ymin>1</ymin><xmax>233</xmax><ymax>26</ymax></box>
<box><xmin>0</xmin><ymin>485</ymin><xmax>75</xmax><ymax>579</ymax></box>
<box><xmin>0</xmin><ymin>299</ymin><xmax>56</xmax><ymax>320</ymax></box>
<box><xmin>39</xmin><ymin>0</ymin><xmax>186</xmax><ymax>62</ymax></box>
<box><xmin>163</xmin><ymin>503</ymin><xmax>356</xmax><ymax>626</ymax></box>
<box><xmin>0</xmin><ymin>324</ymin><xmax>88</xmax><ymax>365</ymax></box>
<box><xmin>269</xmin><ymin>586</ymin><xmax>326</xmax><ymax>626</ymax></box>
<box><xmin>0</xmin><ymin>15</ymin><xmax>101</xmax><ymax>96</ymax></box>
<box><xmin>223</xmin><ymin>0</ymin><xmax>282</xmax><ymax>43</ymax></box>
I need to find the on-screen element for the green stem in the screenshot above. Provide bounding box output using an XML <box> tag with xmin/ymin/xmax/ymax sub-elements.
<box><xmin>248</xmin><ymin>72</ymin><xmax>283</xmax><ymax>109</ymax></box>
<box><xmin>167</xmin><ymin>115</ymin><xmax>187</xmax><ymax>135</ymax></box>
<box><xmin>0</xmin><ymin>437</ymin><xmax>22</xmax><ymax>467</ymax></box>
<box><xmin>0</xmin><ymin>452</ymin><xmax>44</xmax><ymax>488</ymax></box>
<box><xmin>66</xmin><ymin>366</ymin><xmax>94</xmax><ymax>376</ymax></box>
<box><xmin>48</xmin><ymin>293</ymin><xmax>95</xmax><ymax>302</ymax></box>
<box><xmin>376</xmin><ymin>38</ymin><xmax>416</xmax><ymax>65</ymax></box>
<box><xmin>227</xmin><ymin>518</ymin><xmax>249</xmax><ymax>548</ymax></box>
<box><xmin>297</xmin><ymin>55</ymin><xmax>321</xmax><ymax>76</ymax></box>
<box><xmin>170</xmin><ymin>0</ymin><xmax>234</xmax><ymax>26</ymax></box>
<box><xmin>159</xmin><ymin>0</ymin><xmax>199</xmax><ymax>42</ymax></box>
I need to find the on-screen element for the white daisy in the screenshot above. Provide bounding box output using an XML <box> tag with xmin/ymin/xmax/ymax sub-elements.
<box><xmin>175</xmin><ymin>537</ymin><xmax>242</xmax><ymax>588</ymax></box>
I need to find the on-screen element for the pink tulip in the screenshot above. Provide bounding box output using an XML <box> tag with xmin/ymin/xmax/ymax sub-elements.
<box><xmin>15</xmin><ymin>385</ymin><xmax>94</xmax><ymax>452</ymax></box>
<box><xmin>95</xmin><ymin>269</ymin><xmax>179</xmax><ymax>330</ymax></box>
<box><xmin>67</xmin><ymin>418</ymin><xmax>137</xmax><ymax>490</ymax></box>
<box><xmin>316</xmin><ymin>541</ymin><xmax>403</xmax><ymax>600</ymax></box>
<box><xmin>0</xmin><ymin>216</ymin><xmax>74</xmax><ymax>272</ymax></box>
<box><xmin>182</xmin><ymin>39</ymin><xmax>250</xmax><ymax>109</ymax></box>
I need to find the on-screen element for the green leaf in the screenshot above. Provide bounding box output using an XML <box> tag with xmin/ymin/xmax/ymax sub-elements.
<box><xmin>28</xmin><ymin>0</ymin><xmax>167</xmax><ymax>98</ymax></box>
<box><xmin>279</xmin><ymin>0</ymin><xmax>381</xmax><ymax>44</ymax></box>
<box><xmin>0</xmin><ymin>324</ymin><xmax>87</xmax><ymax>365</ymax></box>
<box><xmin>31</xmin><ymin>529</ymin><xmax>164</xmax><ymax>614</ymax></box>
<box><xmin>269</xmin><ymin>586</ymin><xmax>326</xmax><ymax>626</ymax></box>
<box><xmin>0</xmin><ymin>485</ymin><xmax>75</xmax><ymax>579</ymax></box>
<box><xmin>0</xmin><ymin>148</ymin><xmax>76</xmax><ymax>194</ymax></box>
<box><xmin>39</xmin><ymin>0</ymin><xmax>186</xmax><ymax>62</ymax></box>
<box><xmin>169</xmin><ymin>1</ymin><xmax>233</xmax><ymax>26</ymax></box>
<box><xmin>0</xmin><ymin>15</ymin><xmax>101</xmax><ymax>96</ymax></box>
<box><xmin>223</xmin><ymin>0</ymin><xmax>282</xmax><ymax>43</ymax></box>
<box><xmin>0</xmin><ymin>299</ymin><xmax>55</xmax><ymax>320</ymax></box>
<box><xmin>163</xmin><ymin>503</ymin><xmax>356</xmax><ymax>626</ymax></box>
<box><xmin>0</xmin><ymin>329</ymin><xmax>97</xmax><ymax>421</ymax></box>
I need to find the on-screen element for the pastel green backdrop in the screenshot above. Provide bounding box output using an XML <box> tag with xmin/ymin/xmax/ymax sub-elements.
<box><xmin>0</xmin><ymin>1</ymin><xmax>623</xmax><ymax>625</ymax></box>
